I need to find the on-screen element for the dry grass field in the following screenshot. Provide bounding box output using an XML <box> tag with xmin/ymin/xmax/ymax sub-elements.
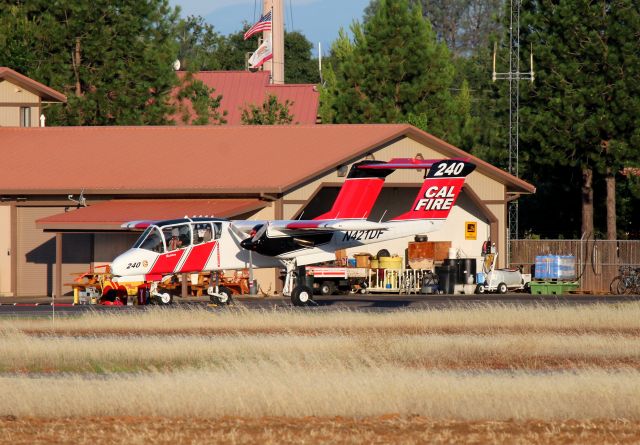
<box><xmin>1</xmin><ymin>302</ymin><xmax>640</xmax><ymax>443</ymax></box>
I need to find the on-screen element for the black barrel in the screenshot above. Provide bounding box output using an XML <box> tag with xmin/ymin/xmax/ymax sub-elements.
<box><xmin>436</xmin><ymin>265</ymin><xmax>455</xmax><ymax>294</ymax></box>
<box><xmin>444</xmin><ymin>259</ymin><xmax>461</xmax><ymax>284</ymax></box>
<box><xmin>460</xmin><ymin>258</ymin><xmax>476</xmax><ymax>285</ymax></box>
<box><xmin>445</xmin><ymin>258</ymin><xmax>477</xmax><ymax>285</ymax></box>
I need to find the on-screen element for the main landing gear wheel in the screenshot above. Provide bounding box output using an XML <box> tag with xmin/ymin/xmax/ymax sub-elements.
<box><xmin>210</xmin><ymin>286</ymin><xmax>234</xmax><ymax>305</ymax></box>
<box><xmin>291</xmin><ymin>285</ymin><xmax>314</xmax><ymax>306</ymax></box>
<box><xmin>497</xmin><ymin>282</ymin><xmax>508</xmax><ymax>294</ymax></box>
<box><xmin>155</xmin><ymin>292</ymin><xmax>173</xmax><ymax>305</ymax></box>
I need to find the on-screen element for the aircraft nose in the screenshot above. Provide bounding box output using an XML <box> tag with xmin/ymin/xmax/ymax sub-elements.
<box><xmin>111</xmin><ymin>251</ymin><xmax>130</xmax><ymax>276</ymax></box>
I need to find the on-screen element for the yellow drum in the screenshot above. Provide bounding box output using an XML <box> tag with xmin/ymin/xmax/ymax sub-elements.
<box><xmin>378</xmin><ymin>256</ymin><xmax>402</xmax><ymax>270</ymax></box>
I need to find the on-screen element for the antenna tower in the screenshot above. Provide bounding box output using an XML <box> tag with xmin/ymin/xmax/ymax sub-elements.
<box><xmin>492</xmin><ymin>0</ymin><xmax>534</xmax><ymax>264</ymax></box>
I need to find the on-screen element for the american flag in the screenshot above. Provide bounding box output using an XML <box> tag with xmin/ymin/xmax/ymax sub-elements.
<box><xmin>243</xmin><ymin>11</ymin><xmax>272</xmax><ymax>40</ymax></box>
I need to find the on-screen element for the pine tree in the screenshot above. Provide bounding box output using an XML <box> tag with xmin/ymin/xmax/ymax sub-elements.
<box><xmin>176</xmin><ymin>15</ymin><xmax>224</xmax><ymax>71</ymax></box>
<box><xmin>365</xmin><ymin>0</ymin><xmax>503</xmax><ymax>56</ymax></box>
<box><xmin>519</xmin><ymin>0</ymin><xmax>640</xmax><ymax>238</ymax></box>
<box><xmin>326</xmin><ymin>0</ymin><xmax>455</xmax><ymax>139</ymax></box>
<box><xmin>0</xmin><ymin>0</ymin><xmax>180</xmax><ymax>126</ymax></box>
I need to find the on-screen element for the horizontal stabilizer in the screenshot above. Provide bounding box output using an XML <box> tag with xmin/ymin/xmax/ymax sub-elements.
<box><xmin>357</xmin><ymin>157</ymin><xmax>469</xmax><ymax>170</ymax></box>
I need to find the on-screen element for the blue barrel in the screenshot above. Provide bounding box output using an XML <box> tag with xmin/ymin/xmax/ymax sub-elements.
<box><xmin>535</xmin><ymin>255</ymin><xmax>549</xmax><ymax>279</ymax></box>
<box><xmin>558</xmin><ymin>255</ymin><xmax>576</xmax><ymax>280</ymax></box>
<box><xmin>476</xmin><ymin>272</ymin><xmax>485</xmax><ymax>284</ymax></box>
<box><xmin>548</xmin><ymin>255</ymin><xmax>561</xmax><ymax>279</ymax></box>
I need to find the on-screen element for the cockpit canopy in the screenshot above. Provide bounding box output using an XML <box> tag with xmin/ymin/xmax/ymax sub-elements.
<box><xmin>133</xmin><ymin>219</ymin><xmax>223</xmax><ymax>253</ymax></box>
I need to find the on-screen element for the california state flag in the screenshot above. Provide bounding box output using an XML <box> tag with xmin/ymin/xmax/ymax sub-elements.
<box><xmin>248</xmin><ymin>37</ymin><xmax>273</xmax><ymax>69</ymax></box>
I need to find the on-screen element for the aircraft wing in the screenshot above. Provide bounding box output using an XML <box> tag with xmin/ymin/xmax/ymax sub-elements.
<box><xmin>230</xmin><ymin>220</ymin><xmax>268</xmax><ymax>234</ymax></box>
<box><xmin>121</xmin><ymin>220</ymin><xmax>156</xmax><ymax>230</ymax></box>
<box><xmin>270</xmin><ymin>219</ymin><xmax>388</xmax><ymax>232</ymax></box>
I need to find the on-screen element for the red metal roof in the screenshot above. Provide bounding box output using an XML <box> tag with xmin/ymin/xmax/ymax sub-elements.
<box><xmin>0</xmin><ymin>124</ymin><xmax>535</xmax><ymax>195</ymax></box>
<box><xmin>36</xmin><ymin>199</ymin><xmax>267</xmax><ymax>231</ymax></box>
<box><xmin>172</xmin><ymin>71</ymin><xmax>319</xmax><ymax>125</ymax></box>
<box><xmin>0</xmin><ymin>67</ymin><xmax>67</xmax><ymax>103</ymax></box>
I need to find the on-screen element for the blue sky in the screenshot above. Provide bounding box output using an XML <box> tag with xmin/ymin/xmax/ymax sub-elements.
<box><xmin>168</xmin><ymin>0</ymin><xmax>371</xmax><ymax>57</ymax></box>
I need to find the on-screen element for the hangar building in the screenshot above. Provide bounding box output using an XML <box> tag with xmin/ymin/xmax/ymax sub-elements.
<box><xmin>0</xmin><ymin>124</ymin><xmax>535</xmax><ymax>297</ymax></box>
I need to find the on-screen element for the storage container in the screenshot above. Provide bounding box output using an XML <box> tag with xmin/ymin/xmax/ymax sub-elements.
<box><xmin>379</xmin><ymin>256</ymin><xmax>402</xmax><ymax>269</ymax></box>
<box><xmin>445</xmin><ymin>258</ymin><xmax>477</xmax><ymax>285</ymax></box>
<box><xmin>535</xmin><ymin>255</ymin><xmax>576</xmax><ymax>280</ymax></box>
<box><xmin>435</xmin><ymin>265</ymin><xmax>455</xmax><ymax>294</ymax></box>
<box><xmin>354</xmin><ymin>253</ymin><xmax>371</xmax><ymax>268</ymax></box>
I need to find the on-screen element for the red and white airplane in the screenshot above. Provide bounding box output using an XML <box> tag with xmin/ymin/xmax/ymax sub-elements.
<box><xmin>111</xmin><ymin>158</ymin><xmax>476</xmax><ymax>305</ymax></box>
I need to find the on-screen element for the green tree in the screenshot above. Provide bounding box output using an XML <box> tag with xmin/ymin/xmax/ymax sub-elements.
<box><xmin>214</xmin><ymin>27</ymin><xmax>319</xmax><ymax>83</ymax></box>
<box><xmin>240</xmin><ymin>94</ymin><xmax>295</xmax><ymax>125</ymax></box>
<box><xmin>284</xmin><ymin>31</ymin><xmax>319</xmax><ymax>84</ymax></box>
<box><xmin>318</xmin><ymin>28</ymin><xmax>358</xmax><ymax>123</ymax></box>
<box><xmin>176</xmin><ymin>15</ymin><xmax>224</xmax><ymax>71</ymax></box>
<box><xmin>175</xmin><ymin>72</ymin><xmax>226</xmax><ymax>125</ymax></box>
<box><xmin>214</xmin><ymin>24</ymin><xmax>258</xmax><ymax>70</ymax></box>
<box><xmin>0</xmin><ymin>0</ymin><xmax>180</xmax><ymax>126</ymax></box>
<box><xmin>365</xmin><ymin>0</ymin><xmax>503</xmax><ymax>56</ymax></box>
<box><xmin>518</xmin><ymin>0</ymin><xmax>640</xmax><ymax>238</ymax></box>
<box><xmin>324</xmin><ymin>0</ymin><xmax>456</xmax><ymax>140</ymax></box>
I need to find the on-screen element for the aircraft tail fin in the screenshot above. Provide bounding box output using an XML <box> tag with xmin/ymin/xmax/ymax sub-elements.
<box><xmin>390</xmin><ymin>160</ymin><xmax>476</xmax><ymax>221</ymax></box>
<box><xmin>313</xmin><ymin>161</ymin><xmax>394</xmax><ymax>220</ymax></box>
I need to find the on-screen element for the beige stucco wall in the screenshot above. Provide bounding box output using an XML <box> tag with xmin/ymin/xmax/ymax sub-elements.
<box><xmin>0</xmin><ymin>107</ymin><xmax>19</xmax><ymax>127</ymax></box>
<box><xmin>342</xmin><ymin>189</ymin><xmax>491</xmax><ymax>271</ymax></box>
<box><xmin>487</xmin><ymin>203</ymin><xmax>506</xmax><ymax>266</ymax></box>
<box><xmin>0</xmin><ymin>80</ymin><xmax>39</xmax><ymax>103</ymax></box>
<box><xmin>0</xmin><ymin>80</ymin><xmax>40</xmax><ymax>127</ymax></box>
<box><xmin>0</xmin><ymin>106</ymin><xmax>39</xmax><ymax>127</ymax></box>
<box><xmin>0</xmin><ymin>206</ymin><xmax>11</xmax><ymax>296</ymax></box>
<box><xmin>249</xmin><ymin>203</ymin><xmax>275</xmax><ymax>220</ymax></box>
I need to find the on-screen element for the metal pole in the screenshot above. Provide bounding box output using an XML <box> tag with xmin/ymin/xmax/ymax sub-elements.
<box><xmin>54</xmin><ymin>232</ymin><xmax>62</xmax><ymax>328</ymax></box>
<box><xmin>492</xmin><ymin>0</ymin><xmax>533</xmax><ymax>265</ymax></box>
<box><xmin>249</xmin><ymin>250</ymin><xmax>255</xmax><ymax>295</ymax></box>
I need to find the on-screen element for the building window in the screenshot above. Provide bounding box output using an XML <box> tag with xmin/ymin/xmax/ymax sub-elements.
<box><xmin>20</xmin><ymin>107</ymin><xmax>31</xmax><ymax>127</ymax></box>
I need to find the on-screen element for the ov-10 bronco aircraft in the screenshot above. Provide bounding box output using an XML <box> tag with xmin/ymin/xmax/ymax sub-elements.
<box><xmin>111</xmin><ymin>158</ymin><xmax>476</xmax><ymax>306</ymax></box>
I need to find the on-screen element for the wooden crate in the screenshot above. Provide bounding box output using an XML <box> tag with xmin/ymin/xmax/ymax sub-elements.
<box><xmin>408</xmin><ymin>241</ymin><xmax>451</xmax><ymax>262</ymax></box>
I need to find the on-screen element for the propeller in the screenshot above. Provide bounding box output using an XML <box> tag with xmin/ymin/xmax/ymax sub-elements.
<box><xmin>251</xmin><ymin>223</ymin><xmax>268</xmax><ymax>243</ymax></box>
<box><xmin>239</xmin><ymin>223</ymin><xmax>269</xmax><ymax>251</ymax></box>
<box><xmin>228</xmin><ymin>222</ymin><xmax>251</xmax><ymax>242</ymax></box>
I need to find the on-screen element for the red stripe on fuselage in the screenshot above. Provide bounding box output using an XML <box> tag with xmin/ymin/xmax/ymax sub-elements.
<box><xmin>149</xmin><ymin>250</ymin><xmax>184</xmax><ymax>275</ymax></box>
<box><xmin>315</xmin><ymin>178</ymin><xmax>384</xmax><ymax>220</ymax></box>
<box><xmin>179</xmin><ymin>241</ymin><xmax>216</xmax><ymax>273</ymax></box>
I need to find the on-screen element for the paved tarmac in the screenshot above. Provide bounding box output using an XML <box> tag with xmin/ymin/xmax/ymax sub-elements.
<box><xmin>0</xmin><ymin>293</ymin><xmax>638</xmax><ymax>317</ymax></box>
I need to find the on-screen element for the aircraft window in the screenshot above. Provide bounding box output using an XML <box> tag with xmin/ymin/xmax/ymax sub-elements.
<box><xmin>163</xmin><ymin>224</ymin><xmax>191</xmax><ymax>251</ymax></box>
<box><xmin>138</xmin><ymin>227</ymin><xmax>164</xmax><ymax>253</ymax></box>
<box><xmin>213</xmin><ymin>223</ymin><xmax>222</xmax><ymax>239</ymax></box>
<box><xmin>193</xmin><ymin>223</ymin><xmax>214</xmax><ymax>244</ymax></box>
<box><xmin>133</xmin><ymin>227</ymin><xmax>152</xmax><ymax>249</ymax></box>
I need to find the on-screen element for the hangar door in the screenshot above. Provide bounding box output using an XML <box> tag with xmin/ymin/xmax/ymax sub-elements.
<box><xmin>16</xmin><ymin>207</ymin><xmax>92</xmax><ymax>296</ymax></box>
